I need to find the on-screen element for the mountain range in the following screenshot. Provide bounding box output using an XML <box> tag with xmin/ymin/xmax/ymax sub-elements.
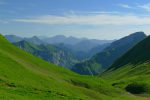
<box><xmin>1</xmin><ymin>34</ymin><xmax>145</xmax><ymax>100</ymax></box>
<box><xmin>72</xmin><ymin>32</ymin><xmax>146</xmax><ymax>75</ymax></box>
<box><xmin>37</xmin><ymin>35</ymin><xmax>113</xmax><ymax>59</ymax></box>
<box><xmin>13</xmin><ymin>40</ymin><xmax>78</xmax><ymax>68</ymax></box>
<box><xmin>5</xmin><ymin>34</ymin><xmax>112</xmax><ymax>67</ymax></box>
<box><xmin>1</xmin><ymin>32</ymin><xmax>150</xmax><ymax>99</ymax></box>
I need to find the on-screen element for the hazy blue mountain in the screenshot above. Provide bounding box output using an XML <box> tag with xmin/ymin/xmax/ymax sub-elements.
<box><xmin>5</xmin><ymin>34</ymin><xmax>113</xmax><ymax>62</ymax></box>
<box><xmin>42</xmin><ymin>35</ymin><xmax>87</xmax><ymax>45</ymax></box>
<box><xmin>24</xmin><ymin>36</ymin><xmax>46</xmax><ymax>45</ymax></box>
<box><xmin>14</xmin><ymin>40</ymin><xmax>79</xmax><ymax>68</ymax></box>
<box><xmin>73</xmin><ymin>39</ymin><xmax>110</xmax><ymax>53</ymax></box>
<box><xmin>62</xmin><ymin>36</ymin><xmax>85</xmax><ymax>45</ymax></box>
<box><xmin>72</xmin><ymin>32</ymin><xmax>146</xmax><ymax>75</ymax></box>
<box><xmin>42</xmin><ymin>35</ymin><xmax>113</xmax><ymax>60</ymax></box>
<box><xmin>44</xmin><ymin>35</ymin><xmax>67</xmax><ymax>44</ymax></box>
<box><xmin>5</xmin><ymin>35</ymin><xmax>46</xmax><ymax>45</ymax></box>
<box><xmin>41</xmin><ymin>35</ymin><xmax>113</xmax><ymax>47</ymax></box>
<box><xmin>89</xmin><ymin>43</ymin><xmax>111</xmax><ymax>58</ymax></box>
<box><xmin>5</xmin><ymin>35</ymin><xmax>23</xmax><ymax>43</ymax></box>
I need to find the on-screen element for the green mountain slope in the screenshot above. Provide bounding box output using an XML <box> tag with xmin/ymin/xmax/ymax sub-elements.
<box><xmin>101</xmin><ymin>36</ymin><xmax>150</xmax><ymax>96</ymax></box>
<box><xmin>72</xmin><ymin>32</ymin><xmax>146</xmax><ymax>75</ymax></box>
<box><xmin>13</xmin><ymin>40</ymin><xmax>78</xmax><ymax>68</ymax></box>
<box><xmin>0</xmin><ymin>34</ymin><xmax>144</xmax><ymax>100</ymax></box>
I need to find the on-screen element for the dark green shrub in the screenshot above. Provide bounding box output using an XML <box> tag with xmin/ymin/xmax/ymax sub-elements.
<box><xmin>125</xmin><ymin>82</ymin><xmax>150</xmax><ymax>94</ymax></box>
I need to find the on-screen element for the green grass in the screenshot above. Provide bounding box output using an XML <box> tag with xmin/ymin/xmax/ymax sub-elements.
<box><xmin>0</xmin><ymin>34</ymin><xmax>147</xmax><ymax>100</ymax></box>
<box><xmin>99</xmin><ymin>36</ymin><xmax>150</xmax><ymax>99</ymax></box>
<box><xmin>101</xmin><ymin>63</ymin><xmax>150</xmax><ymax>99</ymax></box>
<box><xmin>100</xmin><ymin>37</ymin><xmax>150</xmax><ymax>99</ymax></box>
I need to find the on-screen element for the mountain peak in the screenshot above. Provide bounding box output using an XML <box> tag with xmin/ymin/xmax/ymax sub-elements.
<box><xmin>128</xmin><ymin>31</ymin><xmax>146</xmax><ymax>38</ymax></box>
<box><xmin>111</xmin><ymin>31</ymin><xmax>146</xmax><ymax>47</ymax></box>
<box><xmin>18</xmin><ymin>40</ymin><xmax>29</xmax><ymax>44</ymax></box>
<box><xmin>131</xmin><ymin>31</ymin><xmax>145</xmax><ymax>35</ymax></box>
<box><xmin>108</xmin><ymin>35</ymin><xmax>150</xmax><ymax>70</ymax></box>
<box><xmin>72</xmin><ymin>32</ymin><xmax>146</xmax><ymax>75</ymax></box>
<box><xmin>32</xmin><ymin>36</ymin><xmax>40</xmax><ymax>39</ymax></box>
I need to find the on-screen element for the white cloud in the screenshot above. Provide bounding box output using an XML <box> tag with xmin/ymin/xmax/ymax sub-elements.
<box><xmin>119</xmin><ymin>4</ymin><xmax>133</xmax><ymax>9</ymax></box>
<box><xmin>14</xmin><ymin>13</ymin><xmax>150</xmax><ymax>25</ymax></box>
<box><xmin>119</xmin><ymin>3</ymin><xmax>150</xmax><ymax>11</ymax></box>
<box><xmin>73</xmin><ymin>11</ymin><xmax>120</xmax><ymax>15</ymax></box>
<box><xmin>138</xmin><ymin>3</ymin><xmax>150</xmax><ymax>11</ymax></box>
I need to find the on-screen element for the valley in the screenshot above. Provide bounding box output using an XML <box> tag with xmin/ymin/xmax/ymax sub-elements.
<box><xmin>1</xmin><ymin>1</ymin><xmax>150</xmax><ymax>99</ymax></box>
<box><xmin>1</xmin><ymin>31</ymin><xmax>150</xmax><ymax>99</ymax></box>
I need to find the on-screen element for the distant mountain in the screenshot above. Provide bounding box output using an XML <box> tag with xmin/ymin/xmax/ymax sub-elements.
<box><xmin>5</xmin><ymin>34</ymin><xmax>113</xmax><ymax>61</ymax></box>
<box><xmin>43</xmin><ymin>35</ymin><xmax>83</xmax><ymax>45</ymax></box>
<box><xmin>42</xmin><ymin>35</ymin><xmax>108</xmax><ymax>46</ymax></box>
<box><xmin>89</xmin><ymin>43</ymin><xmax>111</xmax><ymax>58</ymax></box>
<box><xmin>41</xmin><ymin>35</ymin><xmax>113</xmax><ymax>60</ymax></box>
<box><xmin>14</xmin><ymin>40</ymin><xmax>78</xmax><ymax>68</ymax></box>
<box><xmin>5</xmin><ymin>35</ymin><xmax>45</xmax><ymax>45</ymax></box>
<box><xmin>44</xmin><ymin>35</ymin><xmax>67</xmax><ymax>44</ymax></box>
<box><xmin>72</xmin><ymin>39</ymin><xmax>111</xmax><ymax>53</ymax></box>
<box><xmin>5</xmin><ymin>35</ymin><xmax>23</xmax><ymax>43</ymax></box>
<box><xmin>24</xmin><ymin>36</ymin><xmax>46</xmax><ymax>45</ymax></box>
<box><xmin>72</xmin><ymin>32</ymin><xmax>146</xmax><ymax>75</ymax></box>
<box><xmin>72</xmin><ymin>40</ymin><xmax>111</xmax><ymax>59</ymax></box>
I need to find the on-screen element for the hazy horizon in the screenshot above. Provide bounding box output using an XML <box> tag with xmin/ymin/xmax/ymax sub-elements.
<box><xmin>0</xmin><ymin>0</ymin><xmax>150</xmax><ymax>39</ymax></box>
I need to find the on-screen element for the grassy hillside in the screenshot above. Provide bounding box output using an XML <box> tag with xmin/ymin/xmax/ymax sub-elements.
<box><xmin>0</xmin><ymin>34</ymin><xmax>145</xmax><ymax>100</ymax></box>
<box><xmin>101</xmin><ymin>36</ymin><xmax>150</xmax><ymax>97</ymax></box>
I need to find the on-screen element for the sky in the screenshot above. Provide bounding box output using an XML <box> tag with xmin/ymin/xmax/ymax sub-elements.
<box><xmin>0</xmin><ymin>0</ymin><xmax>150</xmax><ymax>39</ymax></box>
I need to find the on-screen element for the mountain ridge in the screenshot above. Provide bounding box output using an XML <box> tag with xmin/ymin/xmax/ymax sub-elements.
<box><xmin>101</xmin><ymin>35</ymin><xmax>150</xmax><ymax>96</ymax></box>
<box><xmin>13</xmin><ymin>40</ymin><xmax>79</xmax><ymax>68</ymax></box>
<box><xmin>72</xmin><ymin>32</ymin><xmax>146</xmax><ymax>75</ymax></box>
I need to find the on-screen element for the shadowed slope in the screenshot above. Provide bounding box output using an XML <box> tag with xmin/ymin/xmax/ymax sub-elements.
<box><xmin>101</xmin><ymin>36</ymin><xmax>150</xmax><ymax>97</ymax></box>
<box><xmin>72</xmin><ymin>32</ymin><xmax>146</xmax><ymax>75</ymax></box>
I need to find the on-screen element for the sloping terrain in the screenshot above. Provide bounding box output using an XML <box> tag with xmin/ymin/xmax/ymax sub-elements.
<box><xmin>23</xmin><ymin>36</ymin><xmax>46</xmax><ymax>45</ymax></box>
<box><xmin>72</xmin><ymin>32</ymin><xmax>146</xmax><ymax>75</ymax></box>
<box><xmin>101</xmin><ymin>36</ymin><xmax>150</xmax><ymax>97</ymax></box>
<box><xmin>5</xmin><ymin>35</ymin><xmax>23</xmax><ymax>43</ymax></box>
<box><xmin>0</xmin><ymin>34</ymin><xmax>145</xmax><ymax>100</ymax></box>
<box><xmin>14</xmin><ymin>40</ymin><xmax>78</xmax><ymax>68</ymax></box>
<box><xmin>5</xmin><ymin>35</ymin><xmax>112</xmax><ymax>62</ymax></box>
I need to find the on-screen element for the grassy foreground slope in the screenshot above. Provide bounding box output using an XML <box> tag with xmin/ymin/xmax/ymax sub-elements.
<box><xmin>0</xmin><ymin>34</ymin><xmax>146</xmax><ymax>100</ymax></box>
<box><xmin>102</xmin><ymin>36</ymin><xmax>150</xmax><ymax>96</ymax></box>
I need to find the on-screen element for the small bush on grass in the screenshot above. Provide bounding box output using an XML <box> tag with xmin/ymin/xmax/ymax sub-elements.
<box><xmin>125</xmin><ymin>82</ymin><xmax>150</xmax><ymax>94</ymax></box>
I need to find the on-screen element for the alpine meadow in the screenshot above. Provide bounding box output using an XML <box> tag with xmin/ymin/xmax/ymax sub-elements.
<box><xmin>0</xmin><ymin>0</ymin><xmax>150</xmax><ymax>100</ymax></box>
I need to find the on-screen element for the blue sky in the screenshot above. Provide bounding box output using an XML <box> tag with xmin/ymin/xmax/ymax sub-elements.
<box><xmin>0</xmin><ymin>0</ymin><xmax>150</xmax><ymax>39</ymax></box>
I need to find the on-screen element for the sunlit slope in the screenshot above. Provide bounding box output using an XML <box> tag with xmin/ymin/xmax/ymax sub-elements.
<box><xmin>101</xmin><ymin>36</ymin><xmax>150</xmax><ymax>96</ymax></box>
